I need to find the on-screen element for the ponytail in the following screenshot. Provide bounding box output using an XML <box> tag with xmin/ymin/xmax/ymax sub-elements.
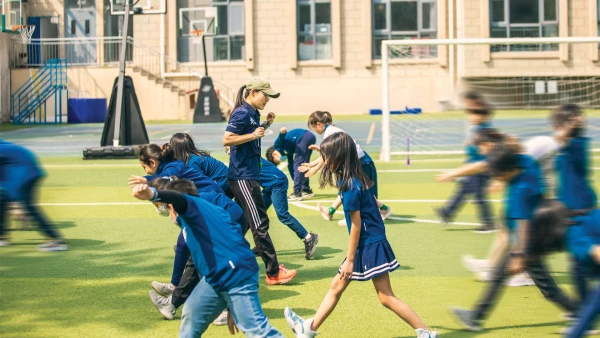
<box><xmin>233</xmin><ymin>85</ymin><xmax>249</xmax><ymax>111</ymax></box>
<box><xmin>139</xmin><ymin>143</ymin><xmax>174</xmax><ymax>165</ymax></box>
<box><xmin>308</xmin><ymin>111</ymin><xmax>333</xmax><ymax>129</ymax></box>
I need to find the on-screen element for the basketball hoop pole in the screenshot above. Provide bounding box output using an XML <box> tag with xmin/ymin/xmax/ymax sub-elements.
<box><xmin>112</xmin><ymin>0</ymin><xmax>132</xmax><ymax>147</ymax></box>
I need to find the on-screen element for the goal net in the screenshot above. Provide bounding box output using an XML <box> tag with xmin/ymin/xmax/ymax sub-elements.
<box><xmin>380</xmin><ymin>37</ymin><xmax>600</xmax><ymax>162</ymax></box>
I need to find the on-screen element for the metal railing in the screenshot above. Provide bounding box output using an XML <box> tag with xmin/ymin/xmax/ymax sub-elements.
<box><xmin>9</xmin><ymin>36</ymin><xmax>235</xmax><ymax>113</ymax></box>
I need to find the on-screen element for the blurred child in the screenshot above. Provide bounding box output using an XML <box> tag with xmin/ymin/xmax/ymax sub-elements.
<box><xmin>130</xmin><ymin>180</ymin><xmax>284</xmax><ymax>337</ymax></box>
<box><xmin>284</xmin><ymin>132</ymin><xmax>437</xmax><ymax>338</ymax></box>
<box><xmin>0</xmin><ymin>140</ymin><xmax>67</xmax><ymax>251</ymax></box>
<box><xmin>169</xmin><ymin>133</ymin><xmax>230</xmax><ymax>197</ymax></box>
<box><xmin>449</xmin><ymin>145</ymin><xmax>579</xmax><ymax>332</ymax></box>
<box><xmin>299</xmin><ymin>111</ymin><xmax>392</xmax><ymax>226</ymax></box>
<box><xmin>147</xmin><ymin>177</ymin><xmax>246</xmax><ymax>322</ymax></box>
<box><xmin>128</xmin><ymin>144</ymin><xmax>223</xmax><ymax>194</ymax></box>
<box><xmin>434</xmin><ymin>91</ymin><xmax>495</xmax><ymax>233</ymax></box>
<box><xmin>265</xmin><ymin>127</ymin><xmax>316</xmax><ymax>200</ymax></box>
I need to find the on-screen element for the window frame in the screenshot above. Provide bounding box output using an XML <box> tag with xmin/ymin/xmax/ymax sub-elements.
<box><xmin>297</xmin><ymin>0</ymin><xmax>333</xmax><ymax>61</ymax></box>
<box><xmin>371</xmin><ymin>0</ymin><xmax>437</xmax><ymax>59</ymax></box>
<box><xmin>212</xmin><ymin>0</ymin><xmax>245</xmax><ymax>62</ymax></box>
<box><xmin>490</xmin><ymin>0</ymin><xmax>559</xmax><ymax>51</ymax></box>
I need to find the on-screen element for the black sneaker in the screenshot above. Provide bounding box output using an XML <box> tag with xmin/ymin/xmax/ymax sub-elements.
<box><xmin>301</xmin><ymin>190</ymin><xmax>315</xmax><ymax>199</ymax></box>
<box><xmin>449</xmin><ymin>307</ymin><xmax>482</xmax><ymax>332</ymax></box>
<box><xmin>304</xmin><ymin>233</ymin><xmax>319</xmax><ymax>260</ymax></box>
<box><xmin>288</xmin><ymin>193</ymin><xmax>303</xmax><ymax>201</ymax></box>
<box><xmin>433</xmin><ymin>207</ymin><xmax>451</xmax><ymax>225</ymax></box>
<box><xmin>251</xmin><ymin>247</ymin><xmax>260</xmax><ymax>257</ymax></box>
<box><xmin>474</xmin><ymin>224</ymin><xmax>496</xmax><ymax>234</ymax></box>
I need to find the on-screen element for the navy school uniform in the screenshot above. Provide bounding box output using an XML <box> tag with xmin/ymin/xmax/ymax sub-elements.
<box><xmin>177</xmin><ymin>195</ymin><xmax>259</xmax><ymax>292</ymax></box>
<box><xmin>555</xmin><ymin>137</ymin><xmax>597</xmax><ymax>210</ymax></box>
<box><xmin>0</xmin><ymin>139</ymin><xmax>45</xmax><ymax>201</ymax></box>
<box><xmin>144</xmin><ymin>160</ymin><xmax>223</xmax><ymax>194</ymax></box>
<box><xmin>339</xmin><ymin>178</ymin><xmax>399</xmax><ymax>281</ymax></box>
<box><xmin>187</xmin><ymin>154</ymin><xmax>229</xmax><ymax>194</ymax></box>
<box><xmin>274</xmin><ymin>129</ymin><xmax>316</xmax><ymax>195</ymax></box>
<box><xmin>226</xmin><ymin>102</ymin><xmax>262</xmax><ymax>181</ymax></box>
<box><xmin>504</xmin><ymin>154</ymin><xmax>544</xmax><ymax>233</ymax></box>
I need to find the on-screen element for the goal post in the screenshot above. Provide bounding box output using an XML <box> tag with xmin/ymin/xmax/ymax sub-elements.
<box><xmin>380</xmin><ymin>36</ymin><xmax>600</xmax><ymax>162</ymax></box>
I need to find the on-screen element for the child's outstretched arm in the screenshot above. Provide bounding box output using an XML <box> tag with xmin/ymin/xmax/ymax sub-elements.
<box><xmin>340</xmin><ymin>211</ymin><xmax>361</xmax><ymax>280</ymax></box>
<box><xmin>436</xmin><ymin>161</ymin><xmax>489</xmax><ymax>182</ymax></box>
<box><xmin>299</xmin><ymin>156</ymin><xmax>324</xmax><ymax>178</ymax></box>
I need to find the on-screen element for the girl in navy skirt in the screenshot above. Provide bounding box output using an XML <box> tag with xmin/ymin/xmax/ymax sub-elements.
<box><xmin>284</xmin><ymin>132</ymin><xmax>437</xmax><ymax>338</ymax></box>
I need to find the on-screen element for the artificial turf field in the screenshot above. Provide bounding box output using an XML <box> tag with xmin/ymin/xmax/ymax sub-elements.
<box><xmin>1</xmin><ymin>115</ymin><xmax>599</xmax><ymax>338</ymax></box>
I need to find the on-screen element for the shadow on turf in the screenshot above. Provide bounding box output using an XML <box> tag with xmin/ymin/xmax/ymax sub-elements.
<box><xmin>431</xmin><ymin>320</ymin><xmax>566</xmax><ymax>337</ymax></box>
<box><xmin>385</xmin><ymin>215</ymin><xmax>419</xmax><ymax>225</ymax></box>
<box><xmin>276</xmin><ymin>246</ymin><xmax>343</xmax><ymax>260</ymax></box>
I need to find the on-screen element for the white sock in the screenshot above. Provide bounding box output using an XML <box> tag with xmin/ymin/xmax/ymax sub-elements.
<box><xmin>305</xmin><ymin>318</ymin><xmax>316</xmax><ymax>333</ymax></box>
<box><xmin>304</xmin><ymin>233</ymin><xmax>312</xmax><ymax>241</ymax></box>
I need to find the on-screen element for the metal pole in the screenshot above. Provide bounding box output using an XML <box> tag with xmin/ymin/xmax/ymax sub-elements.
<box><xmin>380</xmin><ymin>41</ymin><xmax>390</xmax><ymax>162</ymax></box>
<box><xmin>112</xmin><ymin>0</ymin><xmax>132</xmax><ymax>147</ymax></box>
<box><xmin>202</xmin><ymin>35</ymin><xmax>208</xmax><ymax>77</ymax></box>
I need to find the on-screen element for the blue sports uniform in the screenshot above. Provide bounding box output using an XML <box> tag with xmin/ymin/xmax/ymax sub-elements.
<box><xmin>0</xmin><ymin>140</ymin><xmax>60</xmax><ymax>240</ymax></box>
<box><xmin>226</xmin><ymin>102</ymin><xmax>262</xmax><ymax>181</ymax></box>
<box><xmin>260</xmin><ymin>158</ymin><xmax>309</xmax><ymax>239</ymax></box>
<box><xmin>504</xmin><ymin>154</ymin><xmax>544</xmax><ymax>233</ymax></box>
<box><xmin>339</xmin><ymin>178</ymin><xmax>398</xmax><ymax>281</ymax></box>
<box><xmin>187</xmin><ymin>154</ymin><xmax>229</xmax><ymax>194</ymax></box>
<box><xmin>273</xmin><ymin>129</ymin><xmax>316</xmax><ymax>195</ymax></box>
<box><xmin>555</xmin><ymin>137</ymin><xmax>597</xmax><ymax>210</ymax></box>
<box><xmin>145</xmin><ymin>160</ymin><xmax>223</xmax><ymax>194</ymax></box>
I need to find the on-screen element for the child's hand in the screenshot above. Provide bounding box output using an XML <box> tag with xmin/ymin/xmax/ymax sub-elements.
<box><xmin>280</xmin><ymin>127</ymin><xmax>287</xmax><ymax>134</ymax></box>
<box><xmin>132</xmin><ymin>183</ymin><xmax>153</xmax><ymax>200</ymax></box>
<box><xmin>304</xmin><ymin>167</ymin><xmax>319</xmax><ymax>178</ymax></box>
<box><xmin>339</xmin><ymin>259</ymin><xmax>354</xmax><ymax>280</ymax></box>
<box><xmin>308</xmin><ymin>145</ymin><xmax>320</xmax><ymax>152</ymax></box>
<box><xmin>436</xmin><ymin>172</ymin><xmax>455</xmax><ymax>183</ymax></box>
<box><xmin>128</xmin><ymin>175</ymin><xmax>148</xmax><ymax>187</ymax></box>
<box><xmin>298</xmin><ymin>163</ymin><xmax>312</xmax><ymax>173</ymax></box>
<box><xmin>227</xmin><ymin>311</ymin><xmax>239</xmax><ymax>335</ymax></box>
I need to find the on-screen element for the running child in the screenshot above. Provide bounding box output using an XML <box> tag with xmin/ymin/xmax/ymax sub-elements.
<box><xmin>265</xmin><ymin>127</ymin><xmax>316</xmax><ymax>200</ymax></box>
<box><xmin>130</xmin><ymin>181</ymin><xmax>284</xmax><ymax>337</ymax></box>
<box><xmin>284</xmin><ymin>132</ymin><xmax>437</xmax><ymax>338</ymax></box>
<box><xmin>449</xmin><ymin>144</ymin><xmax>579</xmax><ymax>332</ymax></box>
<box><xmin>128</xmin><ymin>143</ymin><xmax>223</xmax><ymax>194</ymax></box>
<box><xmin>0</xmin><ymin>140</ymin><xmax>67</xmax><ymax>251</ymax></box>
<box><xmin>434</xmin><ymin>91</ymin><xmax>495</xmax><ymax>233</ymax></box>
<box><xmin>170</xmin><ymin>133</ymin><xmax>230</xmax><ymax>197</ymax></box>
<box><xmin>299</xmin><ymin>111</ymin><xmax>392</xmax><ymax>226</ymax></box>
<box><xmin>147</xmin><ymin>177</ymin><xmax>246</xmax><ymax>322</ymax></box>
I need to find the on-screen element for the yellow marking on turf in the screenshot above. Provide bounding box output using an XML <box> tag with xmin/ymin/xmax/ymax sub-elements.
<box><xmin>366</xmin><ymin>123</ymin><xmax>376</xmax><ymax>144</ymax></box>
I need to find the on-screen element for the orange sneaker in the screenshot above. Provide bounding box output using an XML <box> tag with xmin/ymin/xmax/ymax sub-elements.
<box><xmin>266</xmin><ymin>264</ymin><xmax>297</xmax><ymax>285</ymax></box>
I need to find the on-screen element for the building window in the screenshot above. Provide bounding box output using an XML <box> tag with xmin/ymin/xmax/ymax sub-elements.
<box><xmin>213</xmin><ymin>0</ymin><xmax>244</xmax><ymax>61</ymax></box>
<box><xmin>297</xmin><ymin>0</ymin><xmax>332</xmax><ymax>61</ymax></box>
<box><xmin>372</xmin><ymin>0</ymin><xmax>437</xmax><ymax>59</ymax></box>
<box><xmin>490</xmin><ymin>0</ymin><xmax>558</xmax><ymax>52</ymax></box>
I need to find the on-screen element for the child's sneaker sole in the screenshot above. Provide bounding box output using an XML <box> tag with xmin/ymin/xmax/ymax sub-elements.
<box><xmin>266</xmin><ymin>271</ymin><xmax>297</xmax><ymax>285</ymax></box>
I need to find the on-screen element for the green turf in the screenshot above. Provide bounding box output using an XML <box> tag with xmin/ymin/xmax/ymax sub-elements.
<box><xmin>1</xmin><ymin>154</ymin><xmax>599</xmax><ymax>338</ymax></box>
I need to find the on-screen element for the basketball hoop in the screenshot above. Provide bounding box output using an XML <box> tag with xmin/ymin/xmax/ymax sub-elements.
<box><xmin>190</xmin><ymin>29</ymin><xmax>204</xmax><ymax>45</ymax></box>
<box><xmin>12</xmin><ymin>25</ymin><xmax>35</xmax><ymax>44</ymax></box>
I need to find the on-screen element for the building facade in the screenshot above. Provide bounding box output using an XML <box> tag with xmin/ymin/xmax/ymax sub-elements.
<box><xmin>4</xmin><ymin>0</ymin><xmax>600</xmax><ymax>121</ymax></box>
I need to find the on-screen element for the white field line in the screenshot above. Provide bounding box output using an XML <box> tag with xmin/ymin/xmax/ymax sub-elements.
<box><xmin>44</xmin><ymin>164</ymin><xmax>140</xmax><ymax>168</ymax></box>
<box><xmin>38</xmin><ymin>202</ymin><xmax>148</xmax><ymax>206</ymax></box>
<box><xmin>298</xmin><ymin>199</ymin><xmax>502</xmax><ymax>203</ymax></box>
<box><xmin>289</xmin><ymin>201</ymin><xmax>482</xmax><ymax>227</ymax></box>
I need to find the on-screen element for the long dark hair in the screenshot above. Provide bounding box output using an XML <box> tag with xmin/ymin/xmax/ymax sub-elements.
<box><xmin>170</xmin><ymin>133</ymin><xmax>210</xmax><ymax>165</ymax></box>
<box><xmin>550</xmin><ymin>103</ymin><xmax>584</xmax><ymax>138</ymax></box>
<box><xmin>319</xmin><ymin>132</ymin><xmax>373</xmax><ymax>192</ymax></box>
<box><xmin>139</xmin><ymin>143</ymin><xmax>174</xmax><ymax>165</ymax></box>
<box><xmin>233</xmin><ymin>85</ymin><xmax>251</xmax><ymax>110</ymax></box>
<box><xmin>487</xmin><ymin>142</ymin><xmax>520</xmax><ymax>177</ymax></box>
<box><xmin>308</xmin><ymin>111</ymin><xmax>333</xmax><ymax>130</ymax></box>
<box><xmin>529</xmin><ymin>199</ymin><xmax>569</xmax><ymax>255</ymax></box>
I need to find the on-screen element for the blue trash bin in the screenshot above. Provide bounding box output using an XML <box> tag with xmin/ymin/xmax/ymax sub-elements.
<box><xmin>68</xmin><ymin>98</ymin><xmax>107</xmax><ymax>123</ymax></box>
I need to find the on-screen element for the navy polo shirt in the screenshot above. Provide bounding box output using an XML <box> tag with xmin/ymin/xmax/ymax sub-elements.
<box><xmin>504</xmin><ymin>154</ymin><xmax>543</xmax><ymax>232</ymax></box>
<box><xmin>0</xmin><ymin>140</ymin><xmax>45</xmax><ymax>201</ymax></box>
<box><xmin>260</xmin><ymin>158</ymin><xmax>288</xmax><ymax>192</ymax></box>
<box><xmin>555</xmin><ymin>137</ymin><xmax>597</xmax><ymax>209</ymax></box>
<box><xmin>339</xmin><ymin>178</ymin><xmax>386</xmax><ymax>247</ymax></box>
<box><xmin>145</xmin><ymin>160</ymin><xmax>223</xmax><ymax>194</ymax></box>
<box><xmin>198</xmin><ymin>190</ymin><xmax>244</xmax><ymax>223</ymax></box>
<box><xmin>178</xmin><ymin>195</ymin><xmax>258</xmax><ymax>292</ymax></box>
<box><xmin>566</xmin><ymin>209</ymin><xmax>600</xmax><ymax>271</ymax></box>
<box><xmin>274</xmin><ymin>129</ymin><xmax>308</xmax><ymax>156</ymax></box>
<box><xmin>187</xmin><ymin>154</ymin><xmax>229</xmax><ymax>193</ymax></box>
<box><xmin>226</xmin><ymin>102</ymin><xmax>262</xmax><ymax>181</ymax></box>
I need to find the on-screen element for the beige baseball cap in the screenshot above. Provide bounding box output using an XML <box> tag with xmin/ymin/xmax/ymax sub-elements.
<box><xmin>246</xmin><ymin>77</ymin><xmax>280</xmax><ymax>98</ymax></box>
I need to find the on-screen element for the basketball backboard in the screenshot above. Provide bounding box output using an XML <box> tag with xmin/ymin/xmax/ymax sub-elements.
<box><xmin>0</xmin><ymin>0</ymin><xmax>23</xmax><ymax>33</ymax></box>
<box><xmin>179</xmin><ymin>7</ymin><xmax>217</xmax><ymax>37</ymax></box>
<box><xmin>110</xmin><ymin>0</ymin><xmax>166</xmax><ymax>15</ymax></box>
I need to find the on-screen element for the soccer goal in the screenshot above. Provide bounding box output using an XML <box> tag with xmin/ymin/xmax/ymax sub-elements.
<box><xmin>380</xmin><ymin>36</ymin><xmax>600</xmax><ymax>162</ymax></box>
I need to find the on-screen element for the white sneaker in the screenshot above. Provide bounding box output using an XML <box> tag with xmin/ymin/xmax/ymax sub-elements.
<box><xmin>212</xmin><ymin>310</ymin><xmax>228</xmax><ymax>326</ymax></box>
<box><xmin>380</xmin><ymin>206</ymin><xmax>393</xmax><ymax>220</ymax></box>
<box><xmin>506</xmin><ymin>272</ymin><xmax>535</xmax><ymax>287</ymax></box>
<box><xmin>416</xmin><ymin>328</ymin><xmax>438</xmax><ymax>338</ymax></box>
<box><xmin>462</xmin><ymin>255</ymin><xmax>489</xmax><ymax>273</ymax></box>
<box><xmin>149</xmin><ymin>290</ymin><xmax>176</xmax><ymax>320</ymax></box>
<box><xmin>476</xmin><ymin>270</ymin><xmax>492</xmax><ymax>282</ymax></box>
<box><xmin>318</xmin><ymin>203</ymin><xmax>332</xmax><ymax>221</ymax></box>
<box><xmin>38</xmin><ymin>240</ymin><xmax>67</xmax><ymax>252</ymax></box>
<box><xmin>284</xmin><ymin>307</ymin><xmax>317</xmax><ymax>338</ymax></box>
<box><xmin>0</xmin><ymin>240</ymin><xmax>10</xmax><ymax>247</ymax></box>
<box><xmin>151</xmin><ymin>281</ymin><xmax>175</xmax><ymax>296</ymax></box>
<box><xmin>560</xmin><ymin>327</ymin><xmax>600</xmax><ymax>335</ymax></box>
<box><xmin>337</xmin><ymin>219</ymin><xmax>347</xmax><ymax>227</ymax></box>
